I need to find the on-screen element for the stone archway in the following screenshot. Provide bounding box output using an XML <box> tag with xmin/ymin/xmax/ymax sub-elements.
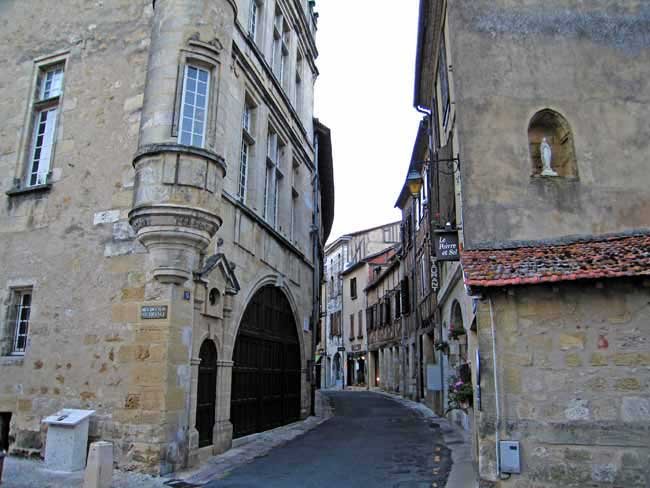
<box><xmin>230</xmin><ymin>286</ymin><xmax>301</xmax><ymax>438</ymax></box>
<box><xmin>196</xmin><ymin>340</ymin><xmax>218</xmax><ymax>448</ymax></box>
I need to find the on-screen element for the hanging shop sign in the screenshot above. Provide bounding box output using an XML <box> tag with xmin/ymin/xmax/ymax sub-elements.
<box><xmin>434</xmin><ymin>229</ymin><xmax>460</xmax><ymax>261</ymax></box>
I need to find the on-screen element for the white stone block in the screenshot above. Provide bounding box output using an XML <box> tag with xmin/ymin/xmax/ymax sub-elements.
<box><xmin>83</xmin><ymin>441</ymin><xmax>113</xmax><ymax>488</ymax></box>
<box><xmin>43</xmin><ymin>409</ymin><xmax>95</xmax><ymax>472</ymax></box>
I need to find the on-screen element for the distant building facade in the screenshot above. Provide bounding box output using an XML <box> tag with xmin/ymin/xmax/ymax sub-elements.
<box><xmin>342</xmin><ymin>246</ymin><xmax>397</xmax><ymax>388</ymax></box>
<box><xmin>318</xmin><ymin>222</ymin><xmax>400</xmax><ymax>389</ymax></box>
<box><xmin>0</xmin><ymin>0</ymin><xmax>333</xmax><ymax>475</ymax></box>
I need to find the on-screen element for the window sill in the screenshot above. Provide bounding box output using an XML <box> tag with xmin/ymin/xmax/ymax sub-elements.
<box><xmin>0</xmin><ymin>355</ymin><xmax>25</xmax><ymax>366</ymax></box>
<box><xmin>6</xmin><ymin>183</ymin><xmax>52</xmax><ymax>197</ymax></box>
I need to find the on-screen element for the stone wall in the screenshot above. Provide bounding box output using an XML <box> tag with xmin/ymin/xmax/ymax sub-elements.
<box><xmin>475</xmin><ymin>279</ymin><xmax>650</xmax><ymax>487</ymax></box>
<box><xmin>0</xmin><ymin>0</ymin><xmax>152</xmax><ymax>463</ymax></box>
<box><xmin>447</xmin><ymin>1</ymin><xmax>650</xmax><ymax>247</ymax></box>
<box><xmin>0</xmin><ymin>0</ymin><xmax>322</xmax><ymax>474</ymax></box>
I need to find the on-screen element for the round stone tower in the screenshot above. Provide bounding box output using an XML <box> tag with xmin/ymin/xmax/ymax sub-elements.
<box><xmin>129</xmin><ymin>0</ymin><xmax>236</xmax><ymax>284</ymax></box>
<box><xmin>125</xmin><ymin>0</ymin><xmax>237</xmax><ymax>473</ymax></box>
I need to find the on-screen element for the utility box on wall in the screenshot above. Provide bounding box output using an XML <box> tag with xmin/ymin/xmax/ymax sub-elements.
<box><xmin>499</xmin><ymin>440</ymin><xmax>521</xmax><ymax>474</ymax></box>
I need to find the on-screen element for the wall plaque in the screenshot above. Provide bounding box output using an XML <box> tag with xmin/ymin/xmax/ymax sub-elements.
<box><xmin>434</xmin><ymin>230</ymin><xmax>460</xmax><ymax>261</ymax></box>
<box><xmin>352</xmin><ymin>344</ymin><xmax>361</xmax><ymax>352</ymax></box>
<box><xmin>141</xmin><ymin>305</ymin><xmax>168</xmax><ymax>320</ymax></box>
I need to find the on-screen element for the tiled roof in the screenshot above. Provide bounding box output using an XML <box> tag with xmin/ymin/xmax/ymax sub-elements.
<box><xmin>462</xmin><ymin>233</ymin><xmax>650</xmax><ymax>288</ymax></box>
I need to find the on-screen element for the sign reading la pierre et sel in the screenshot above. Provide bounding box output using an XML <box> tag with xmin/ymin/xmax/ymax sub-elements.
<box><xmin>434</xmin><ymin>229</ymin><xmax>460</xmax><ymax>261</ymax></box>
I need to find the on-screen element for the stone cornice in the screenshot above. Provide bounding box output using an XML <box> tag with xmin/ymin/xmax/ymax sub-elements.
<box><xmin>133</xmin><ymin>143</ymin><xmax>227</xmax><ymax>174</ymax></box>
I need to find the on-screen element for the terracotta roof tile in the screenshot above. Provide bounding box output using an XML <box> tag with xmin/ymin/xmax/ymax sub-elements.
<box><xmin>462</xmin><ymin>234</ymin><xmax>650</xmax><ymax>288</ymax></box>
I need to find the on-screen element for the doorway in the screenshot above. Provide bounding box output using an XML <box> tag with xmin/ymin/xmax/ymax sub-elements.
<box><xmin>196</xmin><ymin>340</ymin><xmax>217</xmax><ymax>448</ymax></box>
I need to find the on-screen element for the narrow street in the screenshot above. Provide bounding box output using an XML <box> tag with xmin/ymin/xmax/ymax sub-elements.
<box><xmin>205</xmin><ymin>391</ymin><xmax>452</xmax><ymax>488</ymax></box>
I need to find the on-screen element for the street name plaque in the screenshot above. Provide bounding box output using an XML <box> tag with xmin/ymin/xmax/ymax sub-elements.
<box><xmin>141</xmin><ymin>305</ymin><xmax>168</xmax><ymax>320</ymax></box>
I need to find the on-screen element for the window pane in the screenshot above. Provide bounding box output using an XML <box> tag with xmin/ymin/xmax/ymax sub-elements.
<box><xmin>41</xmin><ymin>66</ymin><xmax>64</xmax><ymax>99</ymax></box>
<box><xmin>178</xmin><ymin>65</ymin><xmax>209</xmax><ymax>148</ymax></box>
<box><xmin>28</xmin><ymin>108</ymin><xmax>57</xmax><ymax>187</ymax></box>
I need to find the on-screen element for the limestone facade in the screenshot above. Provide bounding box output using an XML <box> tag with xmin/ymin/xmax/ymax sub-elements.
<box><xmin>474</xmin><ymin>281</ymin><xmax>650</xmax><ymax>487</ymax></box>
<box><xmin>0</xmin><ymin>0</ymin><xmax>333</xmax><ymax>475</ymax></box>
<box><xmin>411</xmin><ymin>0</ymin><xmax>650</xmax><ymax>486</ymax></box>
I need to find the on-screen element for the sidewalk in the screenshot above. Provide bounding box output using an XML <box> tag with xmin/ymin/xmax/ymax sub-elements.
<box><xmin>372</xmin><ymin>389</ymin><xmax>477</xmax><ymax>488</ymax></box>
<box><xmin>1</xmin><ymin>392</ymin><xmax>334</xmax><ymax>488</ymax></box>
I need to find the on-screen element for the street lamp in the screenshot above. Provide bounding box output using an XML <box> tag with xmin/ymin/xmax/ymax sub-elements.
<box><xmin>406</xmin><ymin>168</ymin><xmax>422</xmax><ymax>400</ymax></box>
<box><xmin>407</xmin><ymin>169</ymin><xmax>423</xmax><ymax>198</ymax></box>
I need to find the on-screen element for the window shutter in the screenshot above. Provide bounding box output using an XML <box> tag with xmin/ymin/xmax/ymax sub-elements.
<box><xmin>401</xmin><ymin>278</ymin><xmax>410</xmax><ymax>315</ymax></box>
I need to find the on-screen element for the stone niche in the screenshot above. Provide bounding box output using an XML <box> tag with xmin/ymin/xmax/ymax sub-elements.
<box><xmin>528</xmin><ymin>109</ymin><xmax>578</xmax><ymax>178</ymax></box>
<box><xmin>195</xmin><ymin>253</ymin><xmax>240</xmax><ymax>319</ymax></box>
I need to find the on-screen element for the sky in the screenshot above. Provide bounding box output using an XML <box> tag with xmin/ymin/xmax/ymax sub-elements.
<box><xmin>314</xmin><ymin>1</ymin><xmax>423</xmax><ymax>243</ymax></box>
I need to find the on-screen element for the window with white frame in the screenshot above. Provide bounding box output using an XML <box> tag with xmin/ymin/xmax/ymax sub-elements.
<box><xmin>295</xmin><ymin>52</ymin><xmax>304</xmax><ymax>115</ymax></box>
<box><xmin>178</xmin><ymin>65</ymin><xmax>210</xmax><ymax>147</ymax></box>
<box><xmin>439</xmin><ymin>35</ymin><xmax>450</xmax><ymax>127</ymax></box>
<box><xmin>26</xmin><ymin>64</ymin><xmax>65</xmax><ymax>187</ymax></box>
<box><xmin>239</xmin><ymin>99</ymin><xmax>255</xmax><ymax>201</ymax></box>
<box><xmin>264</xmin><ymin>128</ymin><xmax>283</xmax><ymax>227</ymax></box>
<box><xmin>8</xmin><ymin>289</ymin><xmax>32</xmax><ymax>355</ymax></box>
<box><xmin>271</xmin><ymin>6</ymin><xmax>290</xmax><ymax>86</ymax></box>
<box><xmin>290</xmin><ymin>159</ymin><xmax>300</xmax><ymax>240</ymax></box>
<box><xmin>248</xmin><ymin>0</ymin><xmax>262</xmax><ymax>42</ymax></box>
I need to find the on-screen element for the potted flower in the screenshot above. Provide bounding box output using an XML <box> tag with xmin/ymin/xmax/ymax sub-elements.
<box><xmin>449</xmin><ymin>326</ymin><xmax>466</xmax><ymax>341</ymax></box>
<box><xmin>446</xmin><ymin>375</ymin><xmax>473</xmax><ymax>414</ymax></box>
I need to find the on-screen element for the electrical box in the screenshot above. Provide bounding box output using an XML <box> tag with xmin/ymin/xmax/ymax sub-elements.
<box><xmin>499</xmin><ymin>440</ymin><xmax>521</xmax><ymax>474</ymax></box>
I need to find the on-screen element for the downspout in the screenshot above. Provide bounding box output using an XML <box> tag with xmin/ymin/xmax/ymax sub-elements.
<box><xmin>310</xmin><ymin>132</ymin><xmax>321</xmax><ymax>416</ymax></box>
<box><xmin>488</xmin><ymin>296</ymin><xmax>501</xmax><ymax>478</ymax></box>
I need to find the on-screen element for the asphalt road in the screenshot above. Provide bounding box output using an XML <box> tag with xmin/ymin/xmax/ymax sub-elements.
<box><xmin>205</xmin><ymin>390</ymin><xmax>452</xmax><ymax>488</ymax></box>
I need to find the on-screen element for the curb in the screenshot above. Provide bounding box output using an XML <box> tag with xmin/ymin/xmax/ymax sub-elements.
<box><xmin>173</xmin><ymin>394</ymin><xmax>334</xmax><ymax>485</ymax></box>
<box><xmin>369</xmin><ymin>389</ymin><xmax>477</xmax><ymax>488</ymax></box>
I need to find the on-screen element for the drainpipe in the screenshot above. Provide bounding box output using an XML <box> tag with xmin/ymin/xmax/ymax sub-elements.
<box><xmin>310</xmin><ymin>132</ymin><xmax>321</xmax><ymax>416</ymax></box>
<box><xmin>488</xmin><ymin>296</ymin><xmax>502</xmax><ymax>478</ymax></box>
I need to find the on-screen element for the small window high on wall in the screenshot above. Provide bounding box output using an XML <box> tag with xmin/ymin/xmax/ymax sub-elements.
<box><xmin>528</xmin><ymin>109</ymin><xmax>578</xmax><ymax>179</ymax></box>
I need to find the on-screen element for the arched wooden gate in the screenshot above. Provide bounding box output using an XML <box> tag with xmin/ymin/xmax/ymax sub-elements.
<box><xmin>230</xmin><ymin>286</ymin><xmax>301</xmax><ymax>438</ymax></box>
<box><xmin>196</xmin><ymin>340</ymin><xmax>217</xmax><ymax>447</ymax></box>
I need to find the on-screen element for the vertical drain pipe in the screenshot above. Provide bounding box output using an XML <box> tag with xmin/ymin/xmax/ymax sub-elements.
<box><xmin>488</xmin><ymin>296</ymin><xmax>501</xmax><ymax>478</ymax></box>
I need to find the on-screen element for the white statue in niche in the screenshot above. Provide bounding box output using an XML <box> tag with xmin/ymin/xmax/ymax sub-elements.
<box><xmin>540</xmin><ymin>137</ymin><xmax>558</xmax><ymax>176</ymax></box>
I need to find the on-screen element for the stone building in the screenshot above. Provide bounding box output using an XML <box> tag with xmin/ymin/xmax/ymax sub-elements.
<box><xmin>0</xmin><ymin>0</ymin><xmax>334</xmax><ymax>475</ymax></box>
<box><xmin>365</xmin><ymin>250</ymin><xmax>404</xmax><ymax>393</ymax></box>
<box><xmin>413</xmin><ymin>0</ymin><xmax>650</xmax><ymax>486</ymax></box>
<box><xmin>317</xmin><ymin>222</ymin><xmax>400</xmax><ymax>389</ymax></box>
<box><xmin>341</xmin><ymin>246</ymin><xmax>396</xmax><ymax>388</ymax></box>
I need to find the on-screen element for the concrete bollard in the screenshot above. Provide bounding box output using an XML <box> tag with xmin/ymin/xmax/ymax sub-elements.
<box><xmin>83</xmin><ymin>441</ymin><xmax>113</xmax><ymax>488</ymax></box>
